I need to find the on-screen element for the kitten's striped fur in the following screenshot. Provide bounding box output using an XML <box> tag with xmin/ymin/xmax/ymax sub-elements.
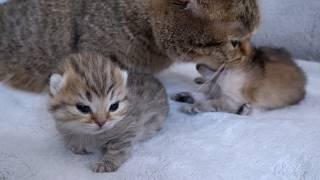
<box><xmin>49</xmin><ymin>52</ymin><xmax>169</xmax><ymax>172</ymax></box>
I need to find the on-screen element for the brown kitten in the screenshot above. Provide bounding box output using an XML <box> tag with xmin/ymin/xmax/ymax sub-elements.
<box><xmin>0</xmin><ymin>0</ymin><xmax>260</xmax><ymax>92</ymax></box>
<box><xmin>49</xmin><ymin>52</ymin><xmax>169</xmax><ymax>172</ymax></box>
<box><xmin>172</xmin><ymin>38</ymin><xmax>306</xmax><ymax>114</ymax></box>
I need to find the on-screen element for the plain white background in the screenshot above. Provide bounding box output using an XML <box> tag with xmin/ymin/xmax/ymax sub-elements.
<box><xmin>253</xmin><ymin>0</ymin><xmax>320</xmax><ymax>61</ymax></box>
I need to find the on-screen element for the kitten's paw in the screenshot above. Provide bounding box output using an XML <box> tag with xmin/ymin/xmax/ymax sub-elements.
<box><xmin>237</xmin><ymin>104</ymin><xmax>252</xmax><ymax>115</ymax></box>
<box><xmin>171</xmin><ymin>92</ymin><xmax>195</xmax><ymax>104</ymax></box>
<box><xmin>180</xmin><ymin>105</ymin><xmax>199</xmax><ymax>115</ymax></box>
<box><xmin>194</xmin><ymin>77</ymin><xmax>205</xmax><ymax>84</ymax></box>
<box><xmin>181</xmin><ymin>103</ymin><xmax>218</xmax><ymax>115</ymax></box>
<box><xmin>91</xmin><ymin>161</ymin><xmax>119</xmax><ymax>173</ymax></box>
<box><xmin>68</xmin><ymin>146</ymin><xmax>90</xmax><ymax>155</ymax></box>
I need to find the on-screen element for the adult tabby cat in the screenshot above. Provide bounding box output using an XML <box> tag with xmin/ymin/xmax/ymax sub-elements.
<box><xmin>0</xmin><ymin>0</ymin><xmax>260</xmax><ymax>92</ymax></box>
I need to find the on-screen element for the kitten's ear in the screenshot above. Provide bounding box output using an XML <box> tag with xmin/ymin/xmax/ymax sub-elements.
<box><xmin>196</xmin><ymin>64</ymin><xmax>215</xmax><ymax>79</ymax></box>
<box><xmin>121</xmin><ymin>70</ymin><xmax>128</xmax><ymax>86</ymax></box>
<box><xmin>49</xmin><ymin>74</ymin><xmax>64</xmax><ymax>96</ymax></box>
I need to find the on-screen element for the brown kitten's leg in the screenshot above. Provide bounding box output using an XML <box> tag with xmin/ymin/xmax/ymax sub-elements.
<box><xmin>181</xmin><ymin>96</ymin><xmax>243</xmax><ymax>115</ymax></box>
<box><xmin>171</xmin><ymin>92</ymin><xmax>195</xmax><ymax>104</ymax></box>
<box><xmin>194</xmin><ymin>77</ymin><xmax>206</xmax><ymax>84</ymax></box>
<box><xmin>92</xmin><ymin>135</ymin><xmax>133</xmax><ymax>173</ymax></box>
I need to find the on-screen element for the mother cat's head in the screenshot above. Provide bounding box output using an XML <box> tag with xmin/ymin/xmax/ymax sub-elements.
<box><xmin>147</xmin><ymin>0</ymin><xmax>260</xmax><ymax>67</ymax></box>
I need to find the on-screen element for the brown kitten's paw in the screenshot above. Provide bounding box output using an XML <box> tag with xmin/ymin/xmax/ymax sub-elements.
<box><xmin>171</xmin><ymin>92</ymin><xmax>195</xmax><ymax>104</ymax></box>
<box><xmin>181</xmin><ymin>104</ymin><xmax>217</xmax><ymax>115</ymax></box>
<box><xmin>180</xmin><ymin>105</ymin><xmax>200</xmax><ymax>115</ymax></box>
<box><xmin>91</xmin><ymin>161</ymin><xmax>119</xmax><ymax>173</ymax></box>
<box><xmin>237</xmin><ymin>104</ymin><xmax>252</xmax><ymax>115</ymax></box>
<box><xmin>194</xmin><ymin>77</ymin><xmax>205</xmax><ymax>84</ymax></box>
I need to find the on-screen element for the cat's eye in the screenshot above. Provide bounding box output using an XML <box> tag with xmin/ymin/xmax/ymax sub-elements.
<box><xmin>173</xmin><ymin>0</ymin><xmax>189</xmax><ymax>9</ymax></box>
<box><xmin>109</xmin><ymin>101</ymin><xmax>119</xmax><ymax>112</ymax></box>
<box><xmin>231</xmin><ymin>40</ymin><xmax>240</xmax><ymax>48</ymax></box>
<box><xmin>76</xmin><ymin>104</ymin><xmax>91</xmax><ymax>114</ymax></box>
<box><xmin>193</xmin><ymin>41</ymin><xmax>223</xmax><ymax>48</ymax></box>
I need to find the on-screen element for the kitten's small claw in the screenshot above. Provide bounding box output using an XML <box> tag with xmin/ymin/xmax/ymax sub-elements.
<box><xmin>194</xmin><ymin>77</ymin><xmax>205</xmax><ymax>84</ymax></box>
<box><xmin>91</xmin><ymin>161</ymin><xmax>119</xmax><ymax>173</ymax></box>
<box><xmin>171</xmin><ymin>92</ymin><xmax>195</xmax><ymax>104</ymax></box>
<box><xmin>180</xmin><ymin>105</ymin><xmax>199</xmax><ymax>115</ymax></box>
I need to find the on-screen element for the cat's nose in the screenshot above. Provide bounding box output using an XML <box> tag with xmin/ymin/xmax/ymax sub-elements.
<box><xmin>95</xmin><ymin>120</ymin><xmax>106</xmax><ymax>128</ymax></box>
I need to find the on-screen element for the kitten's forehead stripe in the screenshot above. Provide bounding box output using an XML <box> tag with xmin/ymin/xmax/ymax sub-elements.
<box><xmin>63</xmin><ymin>52</ymin><xmax>125</xmax><ymax>98</ymax></box>
<box><xmin>86</xmin><ymin>91</ymin><xmax>92</xmax><ymax>102</ymax></box>
<box><xmin>107</xmin><ymin>83</ymin><xmax>114</xmax><ymax>95</ymax></box>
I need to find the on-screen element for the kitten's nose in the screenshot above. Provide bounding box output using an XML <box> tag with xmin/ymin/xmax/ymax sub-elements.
<box><xmin>95</xmin><ymin>120</ymin><xmax>106</xmax><ymax>128</ymax></box>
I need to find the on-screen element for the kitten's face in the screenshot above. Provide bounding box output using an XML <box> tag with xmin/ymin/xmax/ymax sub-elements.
<box><xmin>49</xmin><ymin>53</ymin><xmax>129</xmax><ymax>135</ymax></box>
<box><xmin>149</xmin><ymin>0</ymin><xmax>258</xmax><ymax>67</ymax></box>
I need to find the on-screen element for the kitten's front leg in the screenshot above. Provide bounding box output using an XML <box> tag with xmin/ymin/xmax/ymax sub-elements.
<box><xmin>171</xmin><ymin>91</ymin><xmax>207</xmax><ymax>104</ymax></box>
<box><xmin>181</xmin><ymin>96</ymin><xmax>243</xmax><ymax>115</ymax></box>
<box><xmin>171</xmin><ymin>92</ymin><xmax>195</xmax><ymax>104</ymax></box>
<box><xmin>181</xmin><ymin>100</ymin><xmax>218</xmax><ymax>115</ymax></box>
<box><xmin>92</xmin><ymin>135</ymin><xmax>133</xmax><ymax>173</ymax></box>
<box><xmin>63</xmin><ymin>135</ymin><xmax>91</xmax><ymax>155</ymax></box>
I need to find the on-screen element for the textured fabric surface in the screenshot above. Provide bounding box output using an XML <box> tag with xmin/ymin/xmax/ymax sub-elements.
<box><xmin>1</xmin><ymin>61</ymin><xmax>319</xmax><ymax>180</ymax></box>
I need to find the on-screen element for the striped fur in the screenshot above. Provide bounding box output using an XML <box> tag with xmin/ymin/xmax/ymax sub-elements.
<box><xmin>49</xmin><ymin>52</ymin><xmax>169</xmax><ymax>172</ymax></box>
<box><xmin>1</xmin><ymin>0</ymin><xmax>260</xmax><ymax>92</ymax></box>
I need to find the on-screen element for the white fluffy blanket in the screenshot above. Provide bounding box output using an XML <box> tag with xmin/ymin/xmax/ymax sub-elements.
<box><xmin>0</xmin><ymin>60</ymin><xmax>320</xmax><ymax>180</ymax></box>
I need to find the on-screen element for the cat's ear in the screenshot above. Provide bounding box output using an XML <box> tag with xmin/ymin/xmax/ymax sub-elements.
<box><xmin>121</xmin><ymin>70</ymin><xmax>128</xmax><ymax>86</ymax></box>
<box><xmin>196</xmin><ymin>64</ymin><xmax>215</xmax><ymax>79</ymax></box>
<box><xmin>49</xmin><ymin>74</ymin><xmax>65</xmax><ymax>96</ymax></box>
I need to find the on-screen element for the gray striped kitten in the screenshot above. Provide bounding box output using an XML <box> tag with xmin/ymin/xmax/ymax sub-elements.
<box><xmin>49</xmin><ymin>52</ymin><xmax>169</xmax><ymax>172</ymax></box>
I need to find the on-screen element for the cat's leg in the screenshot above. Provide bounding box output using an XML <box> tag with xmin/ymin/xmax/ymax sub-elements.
<box><xmin>63</xmin><ymin>134</ymin><xmax>92</xmax><ymax>155</ymax></box>
<box><xmin>181</xmin><ymin>96</ymin><xmax>244</xmax><ymax>115</ymax></box>
<box><xmin>91</xmin><ymin>134</ymin><xmax>134</xmax><ymax>173</ymax></box>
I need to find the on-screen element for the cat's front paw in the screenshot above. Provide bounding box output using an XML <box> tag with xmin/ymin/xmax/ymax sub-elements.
<box><xmin>91</xmin><ymin>161</ymin><xmax>119</xmax><ymax>173</ymax></box>
<box><xmin>171</xmin><ymin>92</ymin><xmax>195</xmax><ymax>104</ymax></box>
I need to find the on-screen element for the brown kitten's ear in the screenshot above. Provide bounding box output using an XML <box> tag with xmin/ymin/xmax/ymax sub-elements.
<box><xmin>196</xmin><ymin>64</ymin><xmax>215</xmax><ymax>80</ymax></box>
<box><xmin>49</xmin><ymin>74</ymin><xmax>64</xmax><ymax>96</ymax></box>
<box><xmin>239</xmin><ymin>39</ymin><xmax>252</xmax><ymax>57</ymax></box>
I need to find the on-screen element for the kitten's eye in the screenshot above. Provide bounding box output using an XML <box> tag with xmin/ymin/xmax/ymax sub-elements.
<box><xmin>76</xmin><ymin>104</ymin><xmax>91</xmax><ymax>114</ymax></box>
<box><xmin>109</xmin><ymin>102</ymin><xmax>119</xmax><ymax>112</ymax></box>
<box><xmin>231</xmin><ymin>40</ymin><xmax>240</xmax><ymax>48</ymax></box>
<box><xmin>173</xmin><ymin>0</ymin><xmax>189</xmax><ymax>9</ymax></box>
